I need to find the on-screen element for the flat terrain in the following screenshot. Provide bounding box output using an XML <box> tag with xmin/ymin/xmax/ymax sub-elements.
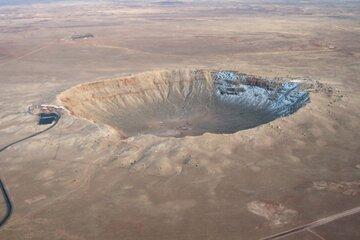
<box><xmin>0</xmin><ymin>0</ymin><xmax>359</xmax><ymax>239</ymax></box>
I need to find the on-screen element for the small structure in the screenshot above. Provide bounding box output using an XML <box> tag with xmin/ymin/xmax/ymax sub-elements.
<box><xmin>38</xmin><ymin>113</ymin><xmax>59</xmax><ymax>125</ymax></box>
<box><xmin>71</xmin><ymin>33</ymin><xmax>94</xmax><ymax>40</ymax></box>
<box><xmin>27</xmin><ymin>104</ymin><xmax>63</xmax><ymax>125</ymax></box>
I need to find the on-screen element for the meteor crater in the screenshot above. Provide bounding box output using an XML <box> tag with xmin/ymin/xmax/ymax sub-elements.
<box><xmin>59</xmin><ymin>69</ymin><xmax>309</xmax><ymax>137</ymax></box>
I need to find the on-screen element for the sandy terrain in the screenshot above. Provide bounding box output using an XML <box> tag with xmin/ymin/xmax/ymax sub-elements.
<box><xmin>0</xmin><ymin>0</ymin><xmax>359</xmax><ymax>239</ymax></box>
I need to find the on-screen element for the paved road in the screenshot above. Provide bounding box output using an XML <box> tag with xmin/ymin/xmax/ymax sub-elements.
<box><xmin>0</xmin><ymin>115</ymin><xmax>60</xmax><ymax>228</ymax></box>
<box><xmin>260</xmin><ymin>206</ymin><xmax>360</xmax><ymax>239</ymax></box>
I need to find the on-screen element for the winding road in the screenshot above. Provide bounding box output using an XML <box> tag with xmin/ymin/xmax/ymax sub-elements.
<box><xmin>0</xmin><ymin>114</ymin><xmax>60</xmax><ymax>228</ymax></box>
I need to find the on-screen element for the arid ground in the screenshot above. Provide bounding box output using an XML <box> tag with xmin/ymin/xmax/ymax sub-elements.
<box><xmin>0</xmin><ymin>0</ymin><xmax>359</xmax><ymax>239</ymax></box>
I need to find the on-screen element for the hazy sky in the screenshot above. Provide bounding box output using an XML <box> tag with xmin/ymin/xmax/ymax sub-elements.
<box><xmin>0</xmin><ymin>0</ymin><xmax>59</xmax><ymax>5</ymax></box>
<box><xmin>1</xmin><ymin>0</ymin><xmax>358</xmax><ymax>7</ymax></box>
<box><xmin>0</xmin><ymin>0</ymin><xmax>102</xmax><ymax>6</ymax></box>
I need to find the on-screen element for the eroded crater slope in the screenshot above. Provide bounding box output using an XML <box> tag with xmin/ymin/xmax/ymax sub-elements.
<box><xmin>59</xmin><ymin>69</ymin><xmax>309</xmax><ymax>137</ymax></box>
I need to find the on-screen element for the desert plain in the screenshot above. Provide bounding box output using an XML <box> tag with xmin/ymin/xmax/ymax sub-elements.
<box><xmin>0</xmin><ymin>0</ymin><xmax>359</xmax><ymax>239</ymax></box>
